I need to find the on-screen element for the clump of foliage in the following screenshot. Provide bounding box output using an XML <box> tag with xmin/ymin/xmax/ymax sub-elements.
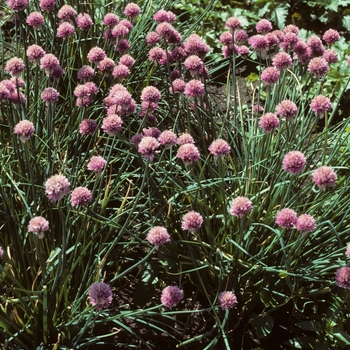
<box><xmin>0</xmin><ymin>0</ymin><xmax>350</xmax><ymax>349</ymax></box>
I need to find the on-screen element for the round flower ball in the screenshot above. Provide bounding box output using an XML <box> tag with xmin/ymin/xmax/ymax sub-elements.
<box><xmin>258</xmin><ymin>113</ymin><xmax>279</xmax><ymax>133</ymax></box>
<box><xmin>275</xmin><ymin>208</ymin><xmax>297</xmax><ymax>229</ymax></box>
<box><xmin>71</xmin><ymin>187</ymin><xmax>92</xmax><ymax>207</ymax></box>
<box><xmin>146</xmin><ymin>226</ymin><xmax>170</xmax><ymax>247</ymax></box>
<box><xmin>335</xmin><ymin>267</ymin><xmax>350</xmax><ymax>289</ymax></box>
<box><xmin>296</xmin><ymin>214</ymin><xmax>316</xmax><ymax>232</ymax></box>
<box><xmin>311</xmin><ymin>166</ymin><xmax>337</xmax><ymax>190</ymax></box>
<box><xmin>88</xmin><ymin>282</ymin><xmax>113</xmax><ymax>309</ymax></box>
<box><xmin>176</xmin><ymin>143</ymin><xmax>200</xmax><ymax>166</ymax></box>
<box><xmin>218</xmin><ymin>291</ymin><xmax>238</xmax><ymax>310</ymax></box>
<box><xmin>87</xmin><ymin>156</ymin><xmax>107</xmax><ymax>174</ymax></box>
<box><xmin>229</xmin><ymin>196</ymin><xmax>253</xmax><ymax>217</ymax></box>
<box><xmin>161</xmin><ymin>286</ymin><xmax>183</xmax><ymax>308</ymax></box>
<box><xmin>28</xmin><ymin>216</ymin><xmax>49</xmax><ymax>239</ymax></box>
<box><xmin>282</xmin><ymin>151</ymin><xmax>306</xmax><ymax>175</ymax></box>
<box><xmin>45</xmin><ymin>174</ymin><xmax>70</xmax><ymax>203</ymax></box>
<box><xmin>14</xmin><ymin>120</ymin><xmax>35</xmax><ymax>143</ymax></box>
<box><xmin>208</xmin><ymin>139</ymin><xmax>231</xmax><ymax>158</ymax></box>
<box><xmin>181</xmin><ymin>211</ymin><xmax>203</xmax><ymax>232</ymax></box>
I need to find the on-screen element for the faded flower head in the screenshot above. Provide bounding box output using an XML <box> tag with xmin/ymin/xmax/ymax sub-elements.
<box><xmin>275</xmin><ymin>208</ymin><xmax>297</xmax><ymax>229</ymax></box>
<box><xmin>161</xmin><ymin>286</ymin><xmax>183</xmax><ymax>308</ymax></box>
<box><xmin>14</xmin><ymin>120</ymin><xmax>35</xmax><ymax>142</ymax></box>
<box><xmin>146</xmin><ymin>226</ymin><xmax>170</xmax><ymax>247</ymax></box>
<box><xmin>335</xmin><ymin>267</ymin><xmax>350</xmax><ymax>289</ymax></box>
<box><xmin>229</xmin><ymin>196</ymin><xmax>253</xmax><ymax>217</ymax></box>
<box><xmin>87</xmin><ymin>156</ymin><xmax>107</xmax><ymax>174</ymax></box>
<box><xmin>310</xmin><ymin>95</ymin><xmax>332</xmax><ymax>117</ymax></box>
<box><xmin>89</xmin><ymin>282</ymin><xmax>113</xmax><ymax>309</ymax></box>
<box><xmin>282</xmin><ymin>151</ymin><xmax>306</xmax><ymax>175</ymax></box>
<box><xmin>79</xmin><ymin>119</ymin><xmax>98</xmax><ymax>135</ymax></box>
<box><xmin>219</xmin><ymin>291</ymin><xmax>238</xmax><ymax>310</ymax></box>
<box><xmin>275</xmin><ymin>100</ymin><xmax>298</xmax><ymax>119</ymax></box>
<box><xmin>138</xmin><ymin>136</ymin><xmax>160</xmax><ymax>161</ymax></box>
<box><xmin>45</xmin><ymin>174</ymin><xmax>70</xmax><ymax>203</ymax></box>
<box><xmin>102</xmin><ymin>114</ymin><xmax>123</xmax><ymax>136</ymax></box>
<box><xmin>296</xmin><ymin>214</ymin><xmax>316</xmax><ymax>232</ymax></box>
<box><xmin>181</xmin><ymin>211</ymin><xmax>203</xmax><ymax>232</ymax></box>
<box><xmin>28</xmin><ymin>216</ymin><xmax>49</xmax><ymax>239</ymax></box>
<box><xmin>258</xmin><ymin>113</ymin><xmax>279</xmax><ymax>133</ymax></box>
<box><xmin>5</xmin><ymin>57</ymin><xmax>25</xmax><ymax>77</ymax></box>
<box><xmin>312</xmin><ymin>166</ymin><xmax>337</xmax><ymax>190</ymax></box>
<box><xmin>71</xmin><ymin>187</ymin><xmax>92</xmax><ymax>207</ymax></box>
<box><xmin>177</xmin><ymin>143</ymin><xmax>200</xmax><ymax>166</ymax></box>
<box><xmin>208</xmin><ymin>139</ymin><xmax>231</xmax><ymax>157</ymax></box>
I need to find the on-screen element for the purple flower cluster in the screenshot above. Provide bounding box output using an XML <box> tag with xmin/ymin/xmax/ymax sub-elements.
<box><xmin>28</xmin><ymin>216</ymin><xmax>49</xmax><ymax>239</ymax></box>
<box><xmin>146</xmin><ymin>226</ymin><xmax>170</xmax><ymax>247</ymax></box>
<box><xmin>71</xmin><ymin>187</ymin><xmax>92</xmax><ymax>207</ymax></box>
<box><xmin>208</xmin><ymin>139</ymin><xmax>231</xmax><ymax>157</ymax></box>
<box><xmin>229</xmin><ymin>196</ymin><xmax>253</xmax><ymax>217</ymax></box>
<box><xmin>89</xmin><ymin>282</ymin><xmax>113</xmax><ymax>309</ymax></box>
<box><xmin>14</xmin><ymin>120</ymin><xmax>35</xmax><ymax>142</ymax></box>
<box><xmin>138</xmin><ymin>136</ymin><xmax>160</xmax><ymax>161</ymax></box>
<box><xmin>45</xmin><ymin>174</ymin><xmax>70</xmax><ymax>203</ymax></box>
<box><xmin>161</xmin><ymin>286</ymin><xmax>183</xmax><ymax>307</ymax></box>
<box><xmin>181</xmin><ymin>211</ymin><xmax>203</xmax><ymax>232</ymax></box>
<box><xmin>218</xmin><ymin>291</ymin><xmax>238</xmax><ymax>310</ymax></box>
<box><xmin>275</xmin><ymin>208</ymin><xmax>297</xmax><ymax>229</ymax></box>
<box><xmin>282</xmin><ymin>151</ymin><xmax>306</xmax><ymax>175</ymax></box>
<box><xmin>258</xmin><ymin>113</ymin><xmax>279</xmax><ymax>133</ymax></box>
<box><xmin>335</xmin><ymin>267</ymin><xmax>350</xmax><ymax>289</ymax></box>
<box><xmin>87</xmin><ymin>156</ymin><xmax>107</xmax><ymax>174</ymax></box>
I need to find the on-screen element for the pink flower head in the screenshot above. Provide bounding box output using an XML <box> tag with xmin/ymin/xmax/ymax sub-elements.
<box><xmin>158</xmin><ymin>130</ymin><xmax>177</xmax><ymax>149</ymax></box>
<box><xmin>272</xmin><ymin>51</ymin><xmax>292</xmax><ymax>71</ymax></box>
<box><xmin>177</xmin><ymin>133</ymin><xmax>195</xmax><ymax>145</ymax></box>
<box><xmin>346</xmin><ymin>244</ymin><xmax>350</xmax><ymax>258</ymax></box>
<box><xmin>77</xmin><ymin>65</ymin><xmax>94</xmax><ymax>81</ymax></box>
<box><xmin>143</xmin><ymin>127</ymin><xmax>161</xmax><ymax>138</ymax></box>
<box><xmin>275</xmin><ymin>100</ymin><xmax>297</xmax><ymax>119</ymax></box>
<box><xmin>282</xmin><ymin>151</ymin><xmax>306</xmax><ymax>175</ymax></box>
<box><xmin>265</xmin><ymin>32</ymin><xmax>280</xmax><ymax>47</ymax></box>
<box><xmin>177</xmin><ymin>143</ymin><xmax>200</xmax><ymax>166</ymax></box>
<box><xmin>310</xmin><ymin>95</ymin><xmax>332</xmax><ymax>117</ymax></box>
<box><xmin>183</xmin><ymin>55</ymin><xmax>204</xmax><ymax>76</ymax></box>
<box><xmin>28</xmin><ymin>216</ymin><xmax>49</xmax><ymax>239</ymax></box>
<box><xmin>323</xmin><ymin>49</ymin><xmax>338</xmax><ymax>64</ymax></box>
<box><xmin>184</xmin><ymin>34</ymin><xmax>210</xmax><ymax>58</ymax></box>
<box><xmin>280</xmin><ymin>32</ymin><xmax>299</xmax><ymax>51</ymax></box>
<box><xmin>9</xmin><ymin>90</ymin><xmax>26</xmax><ymax>105</ymax></box>
<box><xmin>112</xmin><ymin>23</ymin><xmax>129</xmax><ymax>38</ymax></box>
<box><xmin>161</xmin><ymin>286</ymin><xmax>183</xmax><ymax>307</ymax></box>
<box><xmin>322</xmin><ymin>29</ymin><xmax>340</xmax><ymax>46</ymax></box>
<box><xmin>256</xmin><ymin>19</ymin><xmax>272</xmax><ymax>34</ymax></box>
<box><xmin>76</xmin><ymin>13</ymin><xmax>93</xmax><ymax>30</ymax></box>
<box><xmin>229</xmin><ymin>196</ymin><xmax>253</xmax><ymax>217</ymax></box>
<box><xmin>170</xmin><ymin>79</ymin><xmax>186</xmax><ymax>93</ymax></box>
<box><xmin>5</xmin><ymin>57</ymin><xmax>25</xmax><ymax>77</ymax></box>
<box><xmin>0</xmin><ymin>83</ymin><xmax>11</xmax><ymax>100</ymax></box>
<box><xmin>208</xmin><ymin>138</ymin><xmax>231</xmax><ymax>157</ymax></box>
<box><xmin>237</xmin><ymin>45</ymin><xmax>250</xmax><ymax>56</ymax></box>
<box><xmin>119</xmin><ymin>54</ymin><xmax>135</xmax><ymax>68</ymax></box>
<box><xmin>335</xmin><ymin>267</ymin><xmax>350</xmax><ymax>289</ymax></box>
<box><xmin>112</xmin><ymin>64</ymin><xmax>130</xmax><ymax>80</ymax></box>
<box><xmin>248</xmin><ymin>35</ymin><xmax>268</xmax><ymax>51</ymax></box>
<box><xmin>40</xmin><ymin>53</ymin><xmax>60</xmax><ymax>76</ymax></box>
<box><xmin>40</xmin><ymin>0</ymin><xmax>55</xmax><ymax>12</ymax></box>
<box><xmin>26</xmin><ymin>12</ymin><xmax>44</xmax><ymax>29</ymax></box>
<box><xmin>130</xmin><ymin>133</ymin><xmax>143</xmax><ymax>148</ymax></box>
<box><xmin>181</xmin><ymin>211</ymin><xmax>203</xmax><ymax>232</ymax></box>
<box><xmin>149</xmin><ymin>47</ymin><xmax>167</xmax><ymax>64</ymax></box>
<box><xmin>234</xmin><ymin>29</ymin><xmax>248</xmax><ymax>44</ymax></box>
<box><xmin>138</xmin><ymin>136</ymin><xmax>160</xmax><ymax>161</ymax></box>
<box><xmin>225</xmin><ymin>17</ymin><xmax>241</xmax><ymax>32</ymax></box>
<box><xmin>220</xmin><ymin>32</ymin><xmax>233</xmax><ymax>46</ymax></box>
<box><xmin>171</xmin><ymin>45</ymin><xmax>187</xmax><ymax>61</ymax></box>
<box><xmin>87</xmin><ymin>47</ymin><xmax>106</xmax><ymax>64</ymax></box>
<box><xmin>261</xmin><ymin>67</ymin><xmax>280</xmax><ymax>85</ymax></box>
<box><xmin>146</xmin><ymin>226</ymin><xmax>170</xmax><ymax>247</ymax></box>
<box><xmin>146</xmin><ymin>32</ymin><xmax>160</xmax><ymax>45</ymax></box>
<box><xmin>116</xmin><ymin>39</ymin><xmax>130</xmax><ymax>53</ymax></box>
<box><xmin>296</xmin><ymin>214</ymin><xmax>316</xmax><ymax>232</ymax></box>
<box><xmin>0</xmin><ymin>247</ymin><xmax>3</xmax><ymax>259</ymax></box>
<box><xmin>253</xmin><ymin>104</ymin><xmax>264</xmax><ymax>114</ymax></box>
<box><xmin>102</xmin><ymin>114</ymin><xmax>123</xmax><ymax>136</ymax></box>
<box><xmin>153</xmin><ymin>10</ymin><xmax>175</xmax><ymax>23</ymax></box>
<box><xmin>26</xmin><ymin>45</ymin><xmax>45</xmax><ymax>63</ymax></box>
<box><xmin>258</xmin><ymin>113</ymin><xmax>279</xmax><ymax>133</ymax></box>
<box><xmin>312</xmin><ymin>166</ymin><xmax>337</xmax><ymax>190</ymax></box>
<box><xmin>124</xmin><ymin>3</ymin><xmax>140</xmax><ymax>19</ymax></box>
<box><xmin>57</xmin><ymin>21</ymin><xmax>75</xmax><ymax>39</ymax></box>
<box><xmin>218</xmin><ymin>291</ymin><xmax>238</xmax><ymax>310</ymax></box>
<box><xmin>141</xmin><ymin>86</ymin><xmax>161</xmax><ymax>104</ymax></box>
<box><xmin>98</xmin><ymin>57</ymin><xmax>115</xmax><ymax>74</ymax></box>
<box><xmin>6</xmin><ymin>0</ymin><xmax>28</xmax><ymax>11</ymax></box>
<box><xmin>184</xmin><ymin>79</ymin><xmax>205</xmax><ymax>98</ymax></box>
<box><xmin>71</xmin><ymin>187</ymin><xmax>92</xmax><ymax>207</ymax></box>
<box><xmin>275</xmin><ymin>208</ymin><xmax>297</xmax><ymax>229</ymax></box>
<box><xmin>45</xmin><ymin>174</ymin><xmax>70</xmax><ymax>203</ymax></box>
<box><xmin>14</xmin><ymin>120</ymin><xmax>35</xmax><ymax>142</ymax></box>
<box><xmin>79</xmin><ymin>119</ymin><xmax>98</xmax><ymax>135</ymax></box>
<box><xmin>156</xmin><ymin>22</ymin><xmax>175</xmax><ymax>38</ymax></box>
<box><xmin>103</xmin><ymin>13</ymin><xmax>119</xmax><ymax>26</ymax></box>
<box><xmin>308</xmin><ymin>57</ymin><xmax>329</xmax><ymax>79</ymax></box>
<box><xmin>41</xmin><ymin>87</ymin><xmax>59</xmax><ymax>105</ymax></box>
<box><xmin>283</xmin><ymin>25</ymin><xmax>299</xmax><ymax>35</ymax></box>
<box><xmin>306</xmin><ymin>36</ymin><xmax>325</xmax><ymax>57</ymax></box>
<box><xmin>58</xmin><ymin>5</ymin><xmax>76</xmax><ymax>21</ymax></box>
<box><xmin>87</xmin><ymin>156</ymin><xmax>107</xmax><ymax>173</ymax></box>
<box><xmin>88</xmin><ymin>282</ymin><xmax>113</xmax><ymax>309</ymax></box>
